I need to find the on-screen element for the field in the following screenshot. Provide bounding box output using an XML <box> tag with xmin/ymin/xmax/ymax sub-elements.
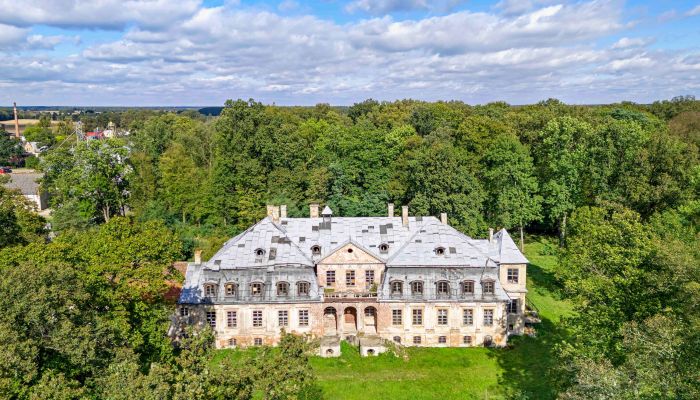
<box><xmin>309</xmin><ymin>236</ymin><xmax>573</xmax><ymax>400</ymax></box>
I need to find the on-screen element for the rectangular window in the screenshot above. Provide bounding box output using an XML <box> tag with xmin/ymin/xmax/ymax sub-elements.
<box><xmin>226</xmin><ymin>311</ymin><xmax>237</xmax><ymax>328</ymax></box>
<box><xmin>365</xmin><ymin>270</ymin><xmax>375</xmax><ymax>285</ymax></box>
<box><xmin>438</xmin><ymin>336</ymin><xmax>447</xmax><ymax>344</ymax></box>
<box><xmin>483</xmin><ymin>281</ymin><xmax>495</xmax><ymax>294</ymax></box>
<box><xmin>180</xmin><ymin>306</ymin><xmax>189</xmax><ymax>317</ymax></box>
<box><xmin>278</xmin><ymin>310</ymin><xmax>288</xmax><ymax>327</ymax></box>
<box><xmin>507</xmin><ymin>299</ymin><xmax>519</xmax><ymax>314</ymax></box>
<box><xmin>412</xmin><ymin>309</ymin><xmax>423</xmax><ymax>325</ymax></box>
<box><xmin>326</xmin><ymin>271</ymin><xmax>335</xmax><ymax>286</ymax></box>
<box><xmin>484</xmin><ymin>309</ymin><xmax>494</xmax><ymax>326</ymax></box>
<box><xmin>462</xmin><ymin>309</ymin><xmax>474</xmax><ymax>325</ymax></box>
<box><xmin>228</xmin><ymin>338</ymin><xmax>237</xmax><ymax>347</ymax></box>
<box><xmin>206</xmin><ymin>311</ymin><xmax>216</xmax><ymax>328</ymax></box>
<box><xmin>253</xmin><ymin>310</ymin><xmax>263</xmax><ymax>328</ymax></box>
<box><xmin>463</xmin><ymin>336</ymin><xmax>472</xmax><ymax>345</ymax></box>
<box><xmin>392</xmin><ymin>309</ymin><xmax>403</xmax><ymax>325</ymax></box>
<box><xmin>437</xmin><ymin>309</ymin><xmax>448</xmax><ymax>326</ymax></box>
<box><xmin>346</xmin><ymin>270</ymin><xmax>356</xmax><ymax>286</ymax></box>
<box><xmin>413</xmin><ymin>336</ymin><xmax>422</xmax><ymax>345</ymax></box>
<box><xmin>298</xmin><ymin>310</ymin><xmax>309</xmax><ymax>327</ymax></box>
<box><xmin>254</xmin><ymin>338</ymin><xmax>262</xmax><ymax>346</ymax></box>
<box><xmin>507</xmin><ymin>268</ymin><xmax>519</xmax><ymax>284</ymax></box>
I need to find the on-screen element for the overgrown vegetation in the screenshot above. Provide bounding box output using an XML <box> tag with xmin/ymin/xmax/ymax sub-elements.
<box><xmin>1</xmin><ymin>95</ymin><xmax>699</xmax><ymax>398</ymax></box>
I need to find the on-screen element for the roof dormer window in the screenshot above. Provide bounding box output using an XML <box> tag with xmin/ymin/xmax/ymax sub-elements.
<box><xmin>434</xmin><ymin>246</ymin><xmax>446</xmax><ymax>256</ymax></box>
<box><xmin>254</xmin><ymin>248</ymin><xmax>265</xmax><ymax>257</ymax></box>
<box><xmin>379</xmin><ymin>243</ymin><xmax>389</xmax><ymax>253</ymax></box>
<box><xmin>311</xmin><ymin>245</ymin><xmax>321</xmax><ymax>256</ymax></box>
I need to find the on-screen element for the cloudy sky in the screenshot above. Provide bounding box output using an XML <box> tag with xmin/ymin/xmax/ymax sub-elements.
<box><xmin>1</xmin><ymin>0</ymin><xmax>699</xmax><ymax>106</ymax></box>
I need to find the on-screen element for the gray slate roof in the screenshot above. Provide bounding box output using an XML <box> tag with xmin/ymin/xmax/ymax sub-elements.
<box><xmin>3</xmin><ymin>172</ymin><xmax>42</xmax><ymax>195</ymax></box>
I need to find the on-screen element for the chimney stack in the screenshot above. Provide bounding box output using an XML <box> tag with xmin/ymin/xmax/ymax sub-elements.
<box><xmin>489</xmin><ymin>228</ymin><xmax>494</xmax><ymax>244</ymax></box>
<box><xmin>402</xmin><ymin>206</ymin><xmax>409</xmax><ymax>227</ymax></box>
<box><xmin>13</xmin><ymin>102</ymin><xmax>20</xmax><ymax>139</ymax></box>
<box><xmin>194</xmin><ymin>249</ymin><xmax>202</xmax><ymax>264</ymax></box>
<box><xmin>440</xmin><ymin>212</ymin><xmax>448</xmax><ymax>225</ymax></box>
<box><xmin>388</xmin><ymin>203</ymin><xmax>394</xmax><ymax>217</ymax></box>
<box><xmin>310</xmin><ymin>203</ymin><xmax>319</xmax><ymax>218</ymax></box>
<box><xmin>272</xmin><ymin>206</ymin><xmax>280</xmax><ymax>223</ymax></box>
<box><xmin>266</xmin><ymin>205</ymin><xmax>275</xmax><ymax>219</ymax></box>
<box><xmin>280</xmin><ymin>204</ymin><xmax>287</xmax><ymax>219</ymax></box>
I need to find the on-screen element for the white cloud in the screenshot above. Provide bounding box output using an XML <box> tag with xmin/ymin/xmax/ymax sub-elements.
<box><xmin>278</xmin><ymin>0</ymin><xmax>299</xmax><ymax>12</ymax></box>
<box><xmin>0</xmin><ymin>0</ymin><xmax>698</xmax><ymax>106</ymax></box>
<box><xmin>0</xmin><ymin>0</ymin><xmax>202</xmax><ymax>30</ymax></box>
<box><xmin>345</xmin><ymin>0</ymin><xmax>467</xmax><ymax>15</ymax></box>
<box><xmin>612</xmin><ymin>37</ymin><xmax>652</xmax><ymax>49</ymax></box>
<box><xmin>686</xmin><ymin>5</ymin><xmax>700</xmax><ymax>17</ymax></box>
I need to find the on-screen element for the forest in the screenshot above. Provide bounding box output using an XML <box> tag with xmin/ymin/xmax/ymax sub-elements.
<box><xmin>1</xmin><ymin>96</ymin><xmax>699</xmax><ymax>399</ymax></box>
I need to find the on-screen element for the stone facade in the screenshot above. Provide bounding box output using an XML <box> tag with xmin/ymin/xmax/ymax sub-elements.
<box><xmin>176</xmin><ymin>204</ymin><xmax>529</xmax><ymax>354</ymax></box>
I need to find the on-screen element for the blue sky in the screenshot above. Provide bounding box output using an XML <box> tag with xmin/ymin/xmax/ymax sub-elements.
<box><xmin>0</xmin><ymin>0</ymin><xmax>699</xmax><ymax>106</ymax></box>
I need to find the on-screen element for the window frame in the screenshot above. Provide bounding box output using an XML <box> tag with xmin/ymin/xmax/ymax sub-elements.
<box><xmin>438</xmin><ymin>336</ymin><xmax>447</xmax><ymax>344</ymax></box>
<box><xmin>412</xmin><ymin>309</ymin><xmax>423</xmax><ymax>326</ymax></box>
<box><xmin>483</xmin><ymin>309</ymin><xmax>494</xmax><ymax>326</ymax></box>
<box><xmin>297</xmin><ymin>281</ymin><xmax>310</xmax><ymax>296</ymax></box>
<box><xmin>204</xmin><ymin>284</ymin><xmax>217</xmax><ymax>298</ymax></box>
<box><xmin>226</xmin><ymin>310</ymin><xmax>237</xmax><ymax>328</ymax></box>
<box><xmin>436</xmin><ymin>281</ymin><xmax>450</xmax><ymax>296</ymax></box>
<box><xmin>410</xmin><ymin>281</ymin><xmax>423</xmax><ymax>296</ymax></box>
<box><xmin>346</xmin><ymin>270</ymin><xmax>356</xmax><ymax>286</ymax></box>
<box><xmin>507</xmin><ymin>268</ymin><xmax>519</xmax><ymax>284</ymax></box>
<box><xmin>251</xmin><ymin>282</ymin><xmax>264</xmax><ymax>297</ymax></box>
<box><xmin>298</xmin><ymin>309</ymin><xmax>309</xmax><ymax>327</ymax></box>
<box><xmin>462</xmin><ymin>308</ymin><xmax>474</xmax><ymax>326</ymax></box>
<box><xmin>461</xmin><ymin>280</ymin><xmax>475</xmax><ymax>295</ymax></box>
<box><xmin>252</xmin><ymin>310</ymin><xmax>263</xmax><ymax>328</ymax></box>
<box><xmin>206</xmin><ymin>311</ymin><xmax>216</xmax><ymax>328</ymax></box>
<box><xmin>391</xmin><ymin>281</ymin><xmax>403</xmax><ymax>296</ymax></box>
<box><xmin>392</xmin><ymin>309</ymin><xmax>403</xmax><ymax>325</ymax></box>
<box><xmin>276</xmin><ymin>281</ymin><xmax>289</xmax><ymax>297</ymax></box>
<box><xmin>326</xmin><ymin>270</ymin><xmax>336</xmax><ymax>286</ymax></box>
<box><xmin>437</xmin><ymin>308</ymin><xmax>448</xmax><ymax>326</ymax></box>
<box><xmin>224</xmin><ymin>283</ymin><xmax>238</xmax><ymax>297</ymax></box>
<box><xmin>482</xmin><ymin>280</ymin><xmax>495</xmax><ymax>295</ymax></box>
<box><xmin>365</xmin><ymin>270</ymin><xmax>375</xmax><ymax>285</ymax></box>
<box><xmin>278</xmin><ymin>310</ymin><xmax>289</xmax><ymax>327</ymax></box>
<box><xmin>506</xmin><ymin>299</ymin><xmax>519</xmax><ymax>314</ymax></box>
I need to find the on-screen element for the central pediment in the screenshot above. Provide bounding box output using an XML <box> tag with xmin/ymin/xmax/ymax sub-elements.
<box><xmin>317</xmin><ymin>241</ymin><xmax>384</xmax><ymax>265</ymax></box>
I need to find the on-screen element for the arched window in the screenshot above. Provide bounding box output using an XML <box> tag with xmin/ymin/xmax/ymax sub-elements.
<box><xmin>482</xmin><ymin>280</ymin><xmax>495</xmax><ymax>295</ymax></box>
<box><xmin>483</xmin><ymin>335</ymin><xmax>493</xmax><ymax>347</ymax></box>
<box><xmin>461</xmin><ymin>280</ymin><xmax>475</xmax><ymax>295</ymax></box>
<box><xmin>297</xmin><ymin>281</ymin><xmax>310</xmax><ymax>296</ymax></box>
<box><xmin>204</xmin><ymin>284</ymin><xmax>217</xmax><ymax>298</ymax></box>
<box><xmin>411</xmin><ymin>281</ymin><xmax>423</xmax><ymax>296</ymax></box>
<box><xmin>434</xmin><ymin>246</ymin><xmax>446</xmax><ymax>256</ymax></box>
<box><xmin>311</xmin><ymin>245</ymin><xmax>321</xmax><ymax>256</ymax></box>
<box><xmin>393</xmin><ymin>336</ymin><xmax>401</xmax><ymax>343</ymax></box>
<box><xmin>251</xmin><ymin>282</ymin><xmax>263</xmax><ymax>297</ymax></box>
<box><xmin>277</xmin><ymin>281</ymin><xmax>289</xmax><ymax>296</ymax></box>
<box><xmin>364</xmin><ymin>306</ymin><xmax>376</xmax><ymax>317</ymax></box>
<box><xmin>391</xmin><ymin>281</ymin><xmax>403</xmax><ymax>295</ymax></box>
<box><xmin>437</xmin><ymin>281</ymin><xmax>450</xmax><ymax>296</ymax></box>
<box><xmin>224</xmin><ymin>283</ymin><xmax>237</xmax><ymax>297</ymax></box>
<box><xmin>379</xmin><ymin>243</ymin><xmax>389</xmax><ymax>253</ymax></box>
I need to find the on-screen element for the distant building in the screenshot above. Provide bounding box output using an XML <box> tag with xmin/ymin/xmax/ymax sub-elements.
<box><xmin>3</xmin><ymin>171</ymin><xmax>48</xmax><ymax>210</ymax></box>
<box><xmin>85</xmin><ymin>131</ymin><xmax>104</xmax><ymax>140</ymax></box>
<box><xmin>175</xmin><ymin>204</ymin><xmax>532</xmax><ymax>356</ymax></box>
<box><xmin>22</xmin><ymin>141</ymin><xmax>42</xmax><ymax>156</ymax></box>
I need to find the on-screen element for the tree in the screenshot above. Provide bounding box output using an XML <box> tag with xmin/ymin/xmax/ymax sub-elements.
<box><xmin>0</xmin><ymin>134</ymin><xmax>23</xmax><ymax>165</ymax></box>
<box><xmin>483</xmin><ymin>134</ymin><xmax>541</xmax><ymax>250</ymax></box>
<box><xmin>160</xmin><ymin>143</ymin><xmax>208</xmax><ymax>223</ymax></box>
<box><xmin>42</xmin><ymin>139</ymin><xmax>132</xmax><ymax>226</ymax></box>
<box><xmin>0</xmin><ymin>186</ymin><xmax>46</xmax><ymax>249</ymax></box>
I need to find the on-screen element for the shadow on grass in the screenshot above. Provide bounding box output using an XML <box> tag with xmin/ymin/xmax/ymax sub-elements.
<box><xmin>488</xmin><ymin>318</ymin><xmax>568</xmax><ymax>400</ymax></box>
<box><xmin>528</xmin><ymin>261</ymin><xmax>566</xmax><ymax>300</ymax></box>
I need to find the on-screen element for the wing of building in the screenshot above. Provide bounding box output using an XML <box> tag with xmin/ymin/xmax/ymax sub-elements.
<box><xmin>175</xmin><ymin>204</ymin><xmax>529</xmax><ymax>356</ymax></box>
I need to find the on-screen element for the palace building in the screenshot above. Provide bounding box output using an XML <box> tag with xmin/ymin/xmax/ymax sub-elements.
<box><xmin>175</xmin><ymin>203</ymin><xmax>530</xmax><ymax>356</ymax></box>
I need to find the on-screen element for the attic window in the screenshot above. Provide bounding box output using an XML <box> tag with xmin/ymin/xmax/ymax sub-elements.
<box><xmin>311</xmin><ymin>245</ymin><xmax>321</xmax><ymax>256</ymax></box>
<box><xmin>434</xmin><ymin>247</ymin><xmax>446</xmax><ymax>256</ymax></box>
<box><xmin>379</xmin><ymin>243</ymin><xmax>389</xmax><ymax>253</ymax></box>
<box><xmin>347</xmin><ymin>248</ymin><xmax>354</xmax><ymax>253</ymax></box>
<box><xmin>254</xmin><ymin>248</ymin><xmax>265</xmax><ymax>257</ymax></box>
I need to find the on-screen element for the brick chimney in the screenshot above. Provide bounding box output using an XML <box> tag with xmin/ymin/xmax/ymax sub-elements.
<box><xmin>280</xmin><ymin>204</ymin><xmax>287</xmax><ymax>219</ymax></box>
<box><xmin>266</xmin><ymin>205</ymin><xmax>275</xmax><ymax>219</ymax></box>
<box><xmin>388</xmin><ymin>203</ymin><xmax>394</xmax><ymax>217</ymax></box>
<box><xmin>13</xmin><ymin>102</ymin><xmax>20</xmax><ymax>139</ymax></box>
<box><xmin>489</xmin><ymin>228</ymin><xmax>494</xmax><ymax>244</ymax></box>
<box><xmin>402</xmin><ymin>206</ymin><xmax>409</xmax><ymax>227</ymax></box>
<box><xmin>272</xmin><ymin>206</ymin><xmax>280</xmax><ymax>223</ymax></box>
<box><xmin>194</xmin><ymin>249</ymin><xmax>202</xmax><ymax>264</ymax></box>
<box><xmin>440</xmin><ymin>212</ymin><xmax>448</xmax><ymax>225</ymax></box>
<box><xmin>310</xmin><ymin>203</ymin><xmax>319</xmax><ymax>218</ymax></box>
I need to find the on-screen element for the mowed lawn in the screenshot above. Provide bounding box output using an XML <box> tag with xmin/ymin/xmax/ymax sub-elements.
<box><xmin>310</xmin><ymin>236</ymin><xmax>573</xmax><ymax>400</ymax></box>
